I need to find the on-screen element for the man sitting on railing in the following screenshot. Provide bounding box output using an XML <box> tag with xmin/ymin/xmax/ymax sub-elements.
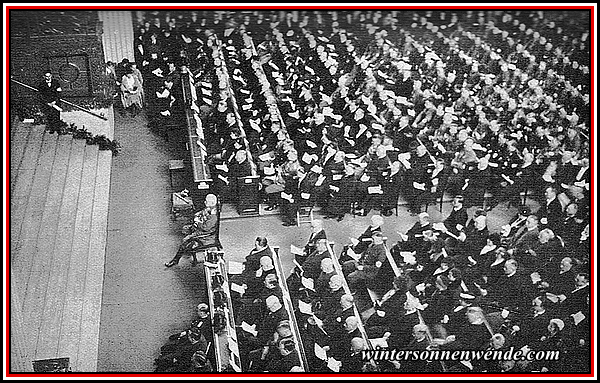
<box><xmin>165</xmin><ymin>193</ymin><xmax>218</xmax><ymax>268</ymax></box>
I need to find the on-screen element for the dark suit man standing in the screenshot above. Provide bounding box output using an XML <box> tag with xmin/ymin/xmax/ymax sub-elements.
<box><xmin>537</xmin><ymin>186</ymin><xmax>564</xmax><ymax>231</ymax></box>
<box><xmin>39</xmin><ymin>72</ymin><xmax>62</xmax><ymax>132</ymax></box>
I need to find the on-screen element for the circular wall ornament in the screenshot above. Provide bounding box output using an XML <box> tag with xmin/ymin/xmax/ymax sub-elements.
<box><xmin>59</xmin><ymin>62</ymin><xmax>80</xmax><ymax>83</ymax></box>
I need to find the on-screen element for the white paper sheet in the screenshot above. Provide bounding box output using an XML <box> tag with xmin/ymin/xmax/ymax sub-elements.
<box><xmin>290</xmin><ymin>244</ymin><xmax>304</xmax><ymax>256</ymax></box>
<box><xmin>241</xmin><ymin>321</ymin><xmax>257</xmax><ymax>336</ymax></box>
<box><xmin>228</xmin><ymin>261</ymin><xmax>244</xmax><ymax>275</ymax></box>
<box><xmin>301</xmin><ymin>277</ymin><xmax>315</xmax><ymax>291</ymax></box>
<box><xmin>314</xmin><ymin>343</ymin><xmax>327</xmax><ymax>360</ymax></box>
<box><xmin>298</xmin><ymin>300</ymin><xmax>313</xmax><ymax>314</ymax></box>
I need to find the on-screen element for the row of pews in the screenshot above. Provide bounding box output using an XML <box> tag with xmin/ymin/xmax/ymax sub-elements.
<box><xmin>200</xmin><ymin>241</ymin><xmax>393</xmax><ymax>372</ymax></box>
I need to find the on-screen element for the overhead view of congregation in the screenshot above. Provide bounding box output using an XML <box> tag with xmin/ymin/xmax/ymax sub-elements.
<box><xmin>8</xmin><ymin>6</ymin><xmax>593</xmax><ymax>376</ymax></box>
<box><xmin>111</xmin><ymin>9</ymin><xmax>591</xmax><ymax>374</ymax></box>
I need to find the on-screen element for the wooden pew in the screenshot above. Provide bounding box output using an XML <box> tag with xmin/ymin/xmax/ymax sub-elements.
<box><xmin>180</xmin><ymin>73</ymin><xmax>213</xmax><ymax>207</ymax></box>
<box><xmin>270</xmin><ymin>246</ymin><xmax>310</xmax><ymax>372</ymax></box>
<box><xmin>326</xmin><ymin>242</ymin><xmax>380</xmax><ymax>371</ymax></box>
<box><xmin>204</xmin><ymin>251</ymin><xmax>243</xmax><ymax>372</ymax></box>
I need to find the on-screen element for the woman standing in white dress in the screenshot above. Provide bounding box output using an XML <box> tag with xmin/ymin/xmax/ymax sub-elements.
<box><xmin>120</xmin><ymin>66</ymin><xmax>143</xmax><ymax>117</ymax></box>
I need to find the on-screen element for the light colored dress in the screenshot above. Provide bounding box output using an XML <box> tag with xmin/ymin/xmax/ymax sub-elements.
<box><xmin>120</xmin><ymin>74</ymin><xmax>143</xmax><ymax>109</ymax></box>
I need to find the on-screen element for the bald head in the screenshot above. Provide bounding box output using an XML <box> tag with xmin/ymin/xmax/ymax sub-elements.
<box><xmin>205</xmin><ymin>194</ymin><xmax>217</xmax><ymax>207</ymax></box>
<box><xmin>340</xmin><ymin>293</ymin><xmax>354</xmax><ymax>309</ymax></box>
<box><xmin>329</xmin><ymin>274</ymin><xmax>343</xmax><ymax>291</ymax></box>
<box><xmin>320</xmin><ymin>258</ymin><xmax>334</xmax><ymax>273</ymax></box>
<box><xmin>266</xmin><ymin>295</ymin><xmax>282</xmax><ymax>312</ymax></box>
<box><xmin>260</xmin><ymin>256</ymin><xmax>273</xmax><ymax>270</ymax></box>
<box><xmin>351</xmin><ymin>337</ymin><xmax>366</xmax><ymax>352</ymax></box>
<box><xmin>344</xmin><ymin>316</ymin><xmax>359</xmax><ymax>332</ymax></box>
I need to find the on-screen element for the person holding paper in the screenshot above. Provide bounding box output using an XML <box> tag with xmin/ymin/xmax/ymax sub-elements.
<box><xmin>229</xmin><ymin>149</ymin><xmax>254</xmax><ymax>204</ymax></box>
<box><xmin>300</xmin><ymin>220</ymin><xmax>327</xmax><ymax>264</ymax></box>
<box><xmin>38</xmin><ymin>72</ymin><xmax>62</xmax><ymax>132</ymax></box>
<box><xmin>359</xmin><ymin>145</ymin><xmax>391</xmax><ymax>215</ymax></box>
<box><xmin>301</xmin><ymin>239</ymin><xmax>332</xmax><ymax>281</ymax></box>
<box><xmin>315</xmin><ymin>258</ymin><xmax>336</xmax><ymax>297</ymax></box>
<box><xmin>530</xmin><ymin>318</ymin><xmax>567</xmax><ymax>372</ymax></box>
<box><xmin>442</xmin><ymin>195</ymin><xmax>469</xmax><ymax>239</ymax></box>
<box><xmin>381</xmin><ymin>161</ymin><xmax>403</xmax><ymax>217</ymax></box>
<box><xmin>345</xmin><ymin>232</ymin><xmax>387</xmax><ymax>294</ymax></box>
<box><xmin>407</xmin><ymin>144</ymin><xmax>433</xmax><ymax>215</ymax></box>
<box><xmin>487</xmin><ymin>259</ymin><xmax>535</xmax><ymax>319</ymax></box>
<box><xmin>240</xmin><ymin>237</ymin><xmax>273</xmax><ymax>280</ymax></box>
<box><xmin>279</xmin><ymin>149</ymin><xmax>305</xmax><ymax>226</ymax></box>
<box><xmin>329</xmin><ymin>316</ymin><xmax>362</xmax><ymax>362</ymax></box>
<box><xmin>516</xmin><ymin>295</ymin><xmax>553</xmax><ymax>350</ymax></box>
<box><xmin>245</xmin><ymin>256</ymin><xmax>277</xmax><ymax>299</ymax></box>
<box><xmin>264</xmin><ymin>337</ymin><xmax>302</xmax><ymax>373</ymax></box>
<box><xmin>560</xmin><ymin>272</ymin><xmax>589</xmax><ymax>316</ymax></box>
<box><xmin>322</xmin><ymin>164</ymin><xmax>360</xmax><ymax>222</ymax></box>
<box><xmin>394</xmin><ymin>212</ymin><xmax>432</xmax><ymax>254</ymax></box>
<box><xmin>340</xmin><ymin>337</ymin><xmax>371</xmax><ymax>373</ymax></box>
<box><xmin>366</xmin><ymin>275</ymin><xmax>408</xmax><ymax>329</ymax></box>
<box><xmin>256</xmin><ymin>296</ymin><xmax>288</xmax><ymax>345</ymax></box>
<box><xmin>351</xmin><ymin>214</ymin><xmax>384</xmax><ymax>255</ymax></box>
<box><xmin>314</xmin><ymin>275</ymin><xmax>345</xmax><ymax>320</ymax></box>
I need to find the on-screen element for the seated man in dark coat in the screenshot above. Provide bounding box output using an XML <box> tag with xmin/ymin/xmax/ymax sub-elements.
<box><xmin>345</xmin><ymin>232</ymin><xmax>387</xmax><ymax>294</ymax></box>
<box><xmin>487</xmin><ymin>259</ymin><xmax>535</xmax><ymax>319</ymax></box>
<box><xmin>240</xmin><ymin>236</ymin><xmax>273</xmax><ymax>281</ymax></box>
<box><xmin>166</xmin><ymin>193</ymin><xmax>219</xmax><ymax>267</ymax></box>
<box><xmin>349</xmin><ymin>214</ymin><xmax>385</xmax><ymax>256</ymax></box>
<box><xmin>155</xmin><ymin>326</ymin><xmax>208</xmax><ymax>372</ymax></box>
<box><xmin>298</xmin><ymin>219</ymin><xmax>327</xmax><ymax>265</ymax></box>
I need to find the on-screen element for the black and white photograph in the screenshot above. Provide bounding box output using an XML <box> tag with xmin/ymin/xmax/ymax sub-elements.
<box><xmin>5</xmin><ymin>3</ymin><xmax>596</xmax><ymax>377</ymax></box>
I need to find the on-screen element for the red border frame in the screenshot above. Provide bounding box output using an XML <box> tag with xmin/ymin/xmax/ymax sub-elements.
<box><xmin>5</xmin><ymin>4</ymin><xmax>595</xmax><ymax>379</ymax></box>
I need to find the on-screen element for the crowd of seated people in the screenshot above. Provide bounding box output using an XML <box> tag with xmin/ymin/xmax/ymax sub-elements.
<box><xmin>280</xmin><ymin>203</ymin><xmax>588</xmax><ymax>372</ymax></box>
<box><xmin>226</xmin><ymin>236</ymin><xmax>308</xmax><ymax>372</ymax></box>
<box><xmin>132</xmin><ymin>10</ymin><xmax>589</xmax><ymax>230</ymax></box>
<box><xmin>154</xmin><ymin>302</ymin><xmax>215</xmax><ymax>372</ymax></box>
<box><xmin>135</xmin><ymin>9</ymin><xmax>591</xmax><ymax>373</ymax></box>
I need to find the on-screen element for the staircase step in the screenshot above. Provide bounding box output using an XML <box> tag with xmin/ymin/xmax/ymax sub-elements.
<box><xmin>30</xmin><ymin>138</ymin><xmax>86</xmax><ymax>364</ymax></box>
<box><xmin>15</xmin><ymin>131</ymin><xmax>60</xmax><ymax>287</ymax></box>
<box><xmin>33</xmin><ymin>135</ymin><xmax>75</xmax><ymax>361</ymax></box>
<box><xmin>10</xmin><ymin>125</ymin><xmax>46</xmax><ymax>242</ymax></box>
<box><xmin>10</xmin><ymin>121</ymin><xmax>35</xmax><ymax>186</ymax></box>
<box><xmin>17</xmin><ymin>130</ymin><xmax>60</xmax><ymax>360</ymax></box>
<box><xmin>77</xmin><ymin>149</ymin><xmax>112</xmax><ymax>372</ymax></box>
<box><xmin>57</xmin><ymin>143</ymin><xmax>99</xmax><ymax>371</ymax></box>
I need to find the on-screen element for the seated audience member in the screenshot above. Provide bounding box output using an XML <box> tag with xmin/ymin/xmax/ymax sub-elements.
<box><xmin>345</xmin><ymin>232</ymin><xmax>387</xmax><ymax>294</ymax></box>
<box><xmin>241</xmin><ymin>236</ymin><xmax>273</xmax><ymax>279</ymax></box>
<box><xmin>165</xmin><ymin>194</ymin><xmax>218</xmax><ymax>268</ymax></box>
